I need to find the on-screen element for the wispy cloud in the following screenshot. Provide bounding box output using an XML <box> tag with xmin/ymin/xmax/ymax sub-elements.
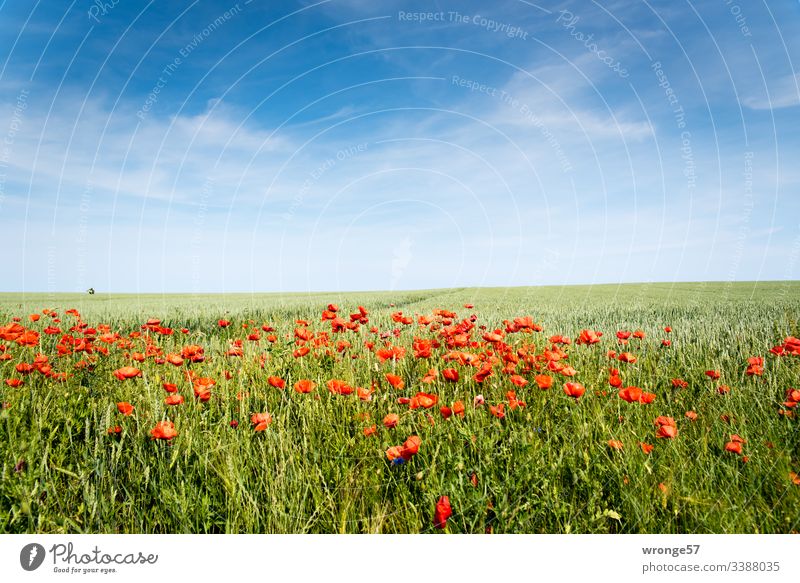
<box><xmin>742</xmin><ymin>73</ymin><xmax>800</xmax><ymax>110</ymax></box>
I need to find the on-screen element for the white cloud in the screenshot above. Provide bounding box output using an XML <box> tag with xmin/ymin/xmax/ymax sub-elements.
<box><xmin>742</xmin><ymin>73</ymin><xmax>800</xmax><ymax>110</ymax></box>
<box><xmin>0</xmin><ymin>52</ymin><xmax>794</xmax><ymax>292</ymax></box>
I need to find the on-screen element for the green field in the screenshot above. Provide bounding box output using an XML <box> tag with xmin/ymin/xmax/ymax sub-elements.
<box><xmin>1</xmin><ymin>282</ymin><xmax>799</xmax><ymax>533</ymax></box>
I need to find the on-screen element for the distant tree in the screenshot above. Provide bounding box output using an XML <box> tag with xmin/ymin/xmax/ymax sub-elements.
<box><xmin>87</xmin><ymin>287</ymin><xmax>95</xmax><ymax>295</ymax></box>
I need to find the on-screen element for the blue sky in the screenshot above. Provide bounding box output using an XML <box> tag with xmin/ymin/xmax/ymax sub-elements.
<box><xmin>1</xmin><ymin>0</ymin><xmax>798</xmax><ymax>293</ymax></box>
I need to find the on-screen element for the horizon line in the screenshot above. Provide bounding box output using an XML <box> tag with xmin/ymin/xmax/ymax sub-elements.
<box><xmin>1</xmin><ymin>279</ymin><xmax>798</xmax><ymax>296</ymax></box>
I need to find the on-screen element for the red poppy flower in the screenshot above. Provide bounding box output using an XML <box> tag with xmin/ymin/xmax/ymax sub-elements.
<box><xmin>440</xmin><ymin>406</ymin><xmax>452</xmax><ymax>419</ymax></box>
<box><xmin>559</xmin><ymin>365</ymin><xmax>578</xmax><ymax>377</ymax></box>
<box><xmin>618</xmin><ymin>352</ymin><xmax>637</xmax><ymax>364</ymax></box>
<box><xmin>433</xmin><ymin>496</ymin><xmax>452</xmax><ymax>529</ymax></box>
<box><xmin>294</xmin><ymin>379</ymin><xmax>316</xmax><ymax>393</ymax></box>
<box><xmin>671</xmin><ymin>378</ymin><xmax>688</xmax><ymax>389</ymax></box>
<box><xmin>607</xmin><ymin>440</ymin><xmax>624</xmax><ymax>450</ymax></box>
<box><xmin>166</xmin><ymin>353</ymin><xmax>184</xmax><ymax>366</ymax></box>
<box><xmin>327</xmin><ymin>379</ymin><xmax>354</xmax><ymax>395</ymax></box>
<box><xmin>724</xmin><ymin>435</ymin><xmax>745</xmax><ymax>455</ymax></box>
<box><xmin>268</xmin><ymin>376</ymin><xmax>286</xmax><ymax>389</ymax></box>
<box><xmin>772</xmin><ymin>337</ymin><xmax>800</xmax><ymax>356</ymax></box>
<box><xmin>385</xmin><ymin>373</ymin><xmax>404</xmax><ymax>389</ymax></box>
<box><xmin>506</xmin><ymin>315</ymin><xmax>540</xmax><ymax>332</ymax></box>
<box><xmin>165</xmin><ymin>395</ymin><xmax>184</xmax><ymax>406</ymax></box>
<box><xmin>410</xmin><ymin>392</ymin><xmax>438</xmax><ymax>409</ymax></box>
<box><xmin>654</xmin><ymin>416</ymin><xmax>677</xmax><ymax>439</ymax></box>
<box><xmin>640</xmin><ymin>442</ymin><xmax>654</xmax><ymax>454</ymax></box>
<box><xmin>656</xmin><ymin>425</ymin><xmax>677</xmax><ymax>439</ymax></box>
<box><xmin>5</xmin><ymin>379</ymin><xmax>24</xmax><ymax>387</ymax></box>
<box><xmin>705</xmin><ymin>370</ymin><xmax>721</xmax><ymax>380</ymax></box>
<box><xmin>506</xmin><ymin>390</ymin><xmax>526</xmax><ymax>410</ymax></box>
<box><xmin>482</xmin><ymin>330</ymin><xmax>505</xmax><ymax>343</ymax></box>
<box><xmin>618</xmin><ymin>386</ymin><xmax>642</xmax><ymax>403</ymax></box>
<box><xmin>192</xmin><ymin>377</ymin><xmax>215</xmax><ymax>402</ymax></box>
<box><xmin>0</xmin><ymin>322</ymin><xmax>24</xmax><ymax>341</ymax></box>
<box><xmin>452</xmin><ymin>401</ymin><xmax>465</xmax><ymax>417</ymax></box>
<box><xmin>442</xmin><ymin>368</ymin><xmax>459</xmax><ymax>382</ymax></box>
<box><xmin>577</xmin><ymin>330</ymin><xmax>602</xmax><ymax>345</ymax></box>
<box><xmin>357</xmin><ymin>385</ymin><xmax>374</xmax><ymax>401</ymax></box>
<box><xmin>383</xmin><ymin>413</ymin><xmax>399</xmax><ymax>428</ymax></box>
<box><xmin>419</xmin><ymin>368</ymin><xmax>437</xmax><ymax>383</ymax></box>
<box><xmin>745</xmin><ymin>356</ymin><xmax>763</xmax><ymax>376</ymax></box>
<box><xmin>509</xmin><ymin>374</ymin><xmax>528</xmax><ymax>387</ymax></box>
<box><xmin>150</xmin><ymin>421</ymin><xmax>178</xmax><ymax>440</ymax></box>
<box><xmin>218</xmin><ymin>319</ymin><xmax>231</xmax><ymax>327</ymax></box>
<box><xmin>15</xmin><ymin>330</ymin><xmax>39</xmax><ymax>346</ymax></box>
<box><xmin>386</xmin><ymin>435</ymin><xmax>421</xmax><ymax>462</ymax></box>
<box><xmin>15</xmin><ymin>363</ymin><xmax>33</xmax><ymax>374</ymax></box>
<box><xmin>563</xmin><ymin>382</ymin><xmax>586</xmax><ymax>399</ymax></box>
<box><xmin>194</xmin><ymin>388</ymin><xmax>211</xmax><ymax>402</ymax></box>
<box><xmin>363</xmin><ymin>425</ymin><xmax>377</xmax><ymax>437</ymax></box>
<box><xmin>401</xmin><ymin>435</ymin><xmax>421</xmax><ymax>457</ymax></box>
<box><xmin>163</xmin><ymin>382</ymin><xmax>178</xmax><ymax>393</ymax></box>
<box><xmin>376</xmin><ymin>345</ymin><xmax>406</xmax><ymax>363</ymax></box>
<box><xmin>474</xmin><ymin>364</ymin><xmax>493</xmax><ymax>383</ymax></box>
<box><xmin>489</xmin><ymin>403</ymin><xmax>505</xmax><ymax>419</ymax></box>
<box><xmin>535</xmin><ymin>374</ymin><xmax>553</xmax><ymax>390</ymax></box>
<box><xmin>292</xmin><ymin>346</ymin><xmax>310</xmax><ymax>358</ymax></box>
<box><xmin>639</xmin><ymin>392</ymin><xmax>656</xmax><ymax>404</ymax></box>
<box><xmin>385</xmin><ymin>445</ymin><xmax>404</xmax><ymax>461</ymax></box>
<box><xmin>116</xmin><ymin>402</ymin><xmax>134</xmax><ymax>416</ymax></box>
<box><xmin>411</xmin><ymin>338</ymin><xmax>432</xmax><ymax>359</ymax></box>
<box><xmin>250</xmin><ymin>412</ymin><xmax>273</xmax><ymax>431</ymax></box>
<box><xmin>113</xmin><ymin>366</ymin><xmax>142</xmax><ymax>381</ymax></box>
<box><xmin>179</xmin><ymin>344</ymin><xmax>205</xmax><ymax>363</ymax></box>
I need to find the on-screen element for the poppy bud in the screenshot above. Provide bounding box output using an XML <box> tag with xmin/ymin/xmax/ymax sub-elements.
<box><xmin>433</xmin><ymin>496</ymin><xmax>452</xmax><ymax>529</ymax></box>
